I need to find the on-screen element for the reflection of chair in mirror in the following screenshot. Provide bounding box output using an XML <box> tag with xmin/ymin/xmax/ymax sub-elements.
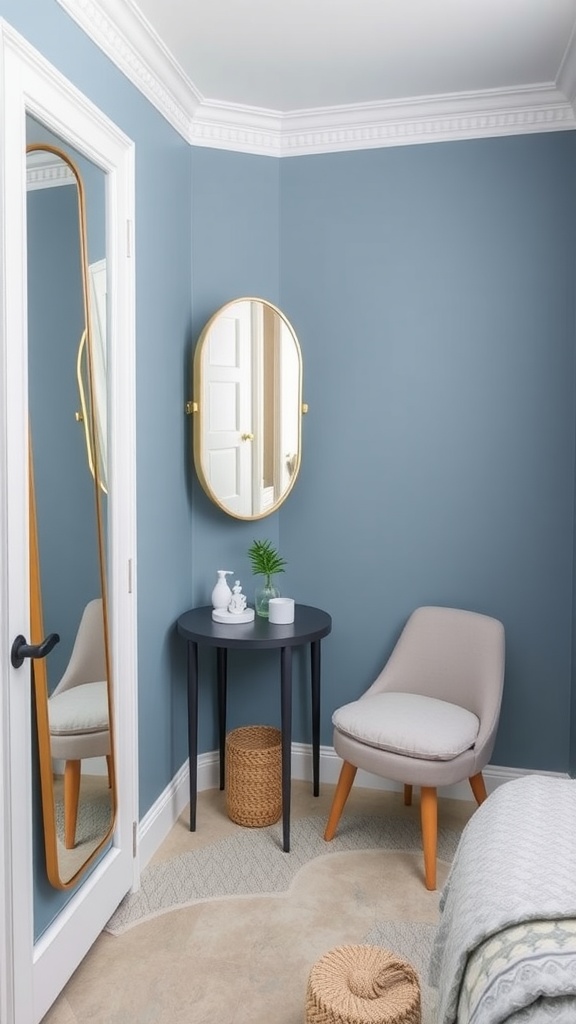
<box><xmin>324</xmin><ymin>606</ymin><xmax>505</xmax><ymax>890</ymax></box>
<box><xmin>48</xmin><ymin>598</ymin><xmax>111</xmax><ymax>849</ymax></box>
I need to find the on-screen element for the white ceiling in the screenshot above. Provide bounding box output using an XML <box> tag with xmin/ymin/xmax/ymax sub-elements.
<box><xmin>58</xmin><ymin>0</ymin><xmax>576</xmax><ymax>155</ymax></box>
<box><xmin>133</xmin><ymin>0</ymin><xmax>576</xmax><ymax>112</ymax></box>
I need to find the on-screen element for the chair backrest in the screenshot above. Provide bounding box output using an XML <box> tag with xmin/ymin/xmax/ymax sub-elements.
<box><xmin>365</xmin><ymin>606</ymin><xmax>505</xmax><ymax>725</ymax></box>
<box><xmin>51</xmin><ymin>598</ymin><xmax>107</xmax><ymax>696</ymax></box>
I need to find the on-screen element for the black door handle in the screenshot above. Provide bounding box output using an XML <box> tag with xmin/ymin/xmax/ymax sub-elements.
<box><xmin>11</xmin><ymin>632</ymin><xmax>60</xmax><ymax>669</ymax></box>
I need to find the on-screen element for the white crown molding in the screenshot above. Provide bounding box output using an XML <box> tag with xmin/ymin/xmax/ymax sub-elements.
<box><xmin>26</xmin><ymin>152</ymin><xmax>76</xmax><ymax>190</ymax></box>
<box><xmin>289</xmin><ymin>84</ymin><xmax>576</xmax><ymax>154</ymax></box>
<box><xmin>557</xmin><ymin>14</ymin><xmax>576</xmax><ymax>107</ymax></box>
<box><xmin>188</xmin><ymin>99</ymin><xmax>283</xmax><ymax>156</ymax></box>
<box><xmin>57</xmin><ymin>0</ymin><xmax>200</xmax><ymax>139</ymax></box>
<box><xmin>58</xmin><ymin>0</ymin><xmax>576</xmax><ymax>156</ymax></box>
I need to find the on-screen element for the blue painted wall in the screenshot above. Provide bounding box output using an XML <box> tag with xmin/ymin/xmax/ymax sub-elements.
<box><xmin>188</xmin><ymin>148</ymin><xmax>288</xmax><ymax>745</ymax></box>
<box><xmin>279</xmin><ymin>135</ymin><xmax>576</xmax><ymax>771</ymax></box>
<box><xmin>188</xmin><ymin>135</ymin><xmax>576</xmax><ymax>774</ymax></box>
<box><xmin>4</xmin><ymin>0</ymin><xmax>576</xmax><ymax>938</ymax></box>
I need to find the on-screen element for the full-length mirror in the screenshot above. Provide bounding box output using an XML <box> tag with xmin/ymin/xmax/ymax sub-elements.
<box><xmin>190</xmin><ymin>298</ymin><xmax>304</xmax><ymax>519</ymax></box>
<box><xmin>26</xmin><ymin>136</ymin><xmax>115</xmax><ymax>889</ymax></box>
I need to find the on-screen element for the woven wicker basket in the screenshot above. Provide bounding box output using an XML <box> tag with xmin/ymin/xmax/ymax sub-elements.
<box><xmin>225</xmin><ymin>725</ymin><xmax>282</xmax><ymax>827</ymax></box>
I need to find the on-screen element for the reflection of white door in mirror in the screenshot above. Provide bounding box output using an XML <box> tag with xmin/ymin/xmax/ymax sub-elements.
<box><xmin>202</xmin><ymin>300</ymin><xmax>252</xmax><ymax>516</ymax></box>
<box><xmin>192</xmin><ymin>297</ymin><xmax>303</xmax><ymax>520</ymax></box>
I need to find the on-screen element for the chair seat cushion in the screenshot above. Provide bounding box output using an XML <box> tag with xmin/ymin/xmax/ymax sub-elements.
<box><xmin>332</xmin><ymin>691</ymin><xmax>480</xmax><ymax>761</ymax></box>
<box><xmin>49</xmin><ymin>680</ymin><xmax>109</xmax><ymax>735</ymax></box>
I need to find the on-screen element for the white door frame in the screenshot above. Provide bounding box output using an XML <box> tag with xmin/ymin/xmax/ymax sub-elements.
<box><xmin>0</xmin><ymin>20</ymin><xmax>138</xmax><ymax>1023</ymax></box>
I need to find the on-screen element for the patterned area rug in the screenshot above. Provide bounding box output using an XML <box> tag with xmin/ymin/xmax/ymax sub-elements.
<box><xmin>42</xmin><ymin>809</ymin><xmax>464</xmax><ymax>1023</ymax></box>
<box><xmin>97</xmin><ymin>812</ymin><xmax>460</xmax><ymax>1024</ymax></box>
<box><xmin>107</xmin><ymin>811</ymin><xmax>460</xmax><ymax>934</ymax></box>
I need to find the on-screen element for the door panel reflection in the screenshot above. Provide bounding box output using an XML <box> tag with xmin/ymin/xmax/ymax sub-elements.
<box><xmin>191</xmin><ymin>298</ymin><xmax>303</xmax><ymax>520</ymax></box>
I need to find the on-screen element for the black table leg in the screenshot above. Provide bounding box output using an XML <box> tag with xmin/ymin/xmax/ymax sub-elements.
<box><xmin>280</xmin><ymin>645</ymin><xmax>293</xmax><ymax>853</ymax></box>
<box><xmin>187</xmin><ymin>640</ymin><xmax>199</xmax><ymax>831</ymax></box>
<box><xmin>217</xmin><ymin>647</ymin><xmax>227</xmax><ymax>790</ymax></box>
<box><xmin>311</xmin><ymin>640</ymin><xmax>321</xmax><ymax>797</ymax></box>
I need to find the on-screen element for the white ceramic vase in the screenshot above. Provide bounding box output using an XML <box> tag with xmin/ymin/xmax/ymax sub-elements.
<box><xmin>211</xmin><ymin>570</ymin><xmax>233</xmax><ymax>610</ymax></box>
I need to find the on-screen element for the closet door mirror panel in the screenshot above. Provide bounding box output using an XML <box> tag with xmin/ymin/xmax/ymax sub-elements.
<box><xmin>26</xmin><ymin>122</ymin><xmax>115</xmax><ymax>889</ymax></box>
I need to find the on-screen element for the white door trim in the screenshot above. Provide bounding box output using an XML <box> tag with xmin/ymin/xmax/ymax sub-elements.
<box><xmin>0</xmin><ymin>19</ymin><xmax>138</xmax><ymax>1023</ymax></box>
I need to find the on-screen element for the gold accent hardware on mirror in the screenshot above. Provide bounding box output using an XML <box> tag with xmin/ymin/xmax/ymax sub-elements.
<box><xmin>185</xmin><ymin>400</ymin><xmax>198</xmax><ymax>415</ymax></box>
<box><xmin>302</xmin><ymin>403</ymin><xmax>309</xmax><ymax>414</ymax></box>
<box><xmin>27</xmin><ymin>140</ymin><xmax>115</xmax><ymax>890</ymax></box>
<box><xmin>77</xmin><ymin>329</ymin><xmax>107</xmax><ymax>495</ymax></box>
<box><xmin>191</xmin><ymin>297</ymin><xmax>303</xmax><ymax>520</ymax></box>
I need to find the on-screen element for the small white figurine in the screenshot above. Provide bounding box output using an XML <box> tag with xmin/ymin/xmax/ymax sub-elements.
<box><xmin>228</xmin><ymin>580</ymin><xmax>247</xmax><ymax>615</ymax></box>
<box><xmin>211</xmin><ymin>577</ymin><xmax>254</xmax><ymax>623</ymax></box>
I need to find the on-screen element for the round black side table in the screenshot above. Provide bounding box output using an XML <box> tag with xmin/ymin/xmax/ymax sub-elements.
<box><xmin>177</xmin><ymin>604</ymin><xmax>332</xmax><ymax>852</ymax></box>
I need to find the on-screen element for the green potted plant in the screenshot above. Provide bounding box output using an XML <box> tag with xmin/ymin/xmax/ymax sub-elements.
<box><xmin>248</xmin><ymin>539</ymin><xmax>287</xmax><ymax>618</ymax></box>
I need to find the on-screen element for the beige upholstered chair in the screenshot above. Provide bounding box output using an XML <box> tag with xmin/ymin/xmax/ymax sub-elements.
<box><xmin>48</xmin><ymin>598</ymin><xmax>111</xmax><ymax>849</ymax></box>
<box><xmin>324</xmin><ymin>605</ymin><xmax>505</xmax><ymax>889</ymax></box>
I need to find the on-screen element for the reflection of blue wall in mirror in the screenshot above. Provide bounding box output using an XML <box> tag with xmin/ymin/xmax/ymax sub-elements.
<box><xmin>26</xmin><ymin>116</ymin><xmax>105</xmax><ymax>262</ymax></box>
<box><xmin>26</xmin><ymin>134</ymin><xmax>109</xmax><ymax>941</ymax></box>
<box><xmin>25</xmin><ymin>117</ymin><xmax>107</xmax><ymax>712</ymax></box>
<box><xmin>25</xmin><ymin>116</ymin><xmax>110</xmax><ymax>940</ymax></box>
<box><xmin>27</xmin><ymin>183</ymin><xmax>101</xmax><ymax>688</ymax></box>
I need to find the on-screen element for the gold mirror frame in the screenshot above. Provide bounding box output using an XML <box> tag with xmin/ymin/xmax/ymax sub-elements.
<box><xmin>26</xmin><ymin>142</ymin><xmax>116</xmax><ymax>889</ymax></box>
<box><xmin>189</xmin><ymin>297</ymin><xmax>305</xmax><ymax>520</ymax></box>
<box><xmin>77</xmin><ymin>328</ymin><xmax>107</xmax><ymax>494</ymax></box>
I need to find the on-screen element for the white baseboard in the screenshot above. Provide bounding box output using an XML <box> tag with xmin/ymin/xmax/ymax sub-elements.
<box><xmin>136</xmin><ymin>744</ymin><xmax>570</xmax><ymax>870</ymax></box>
<box><xmin>137</xmin><ymin>752</ymin><xmax>219</xmax><ymax>869</ymax></box>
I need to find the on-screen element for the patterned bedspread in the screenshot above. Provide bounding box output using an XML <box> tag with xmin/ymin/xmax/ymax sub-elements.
<box><xmin>457</xmin><ymin>918</ymin><xmax>576</xmax><ymax>1023</ymax></box>
<box><xmin>430</xmin><ymin>776</ymin><xmax>576</xmax><ymax>1024</ymax></box>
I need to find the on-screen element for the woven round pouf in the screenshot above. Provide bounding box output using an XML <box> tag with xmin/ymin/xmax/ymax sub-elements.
<box><xmin>305</xmin><ymin>945</ymin><xmax>421</xmax><ymax>1024</ymax></box>
<box><xmin>225</xmin><ymin>725</ymin><xmax>282</xmax><ymax>827</ymax></box>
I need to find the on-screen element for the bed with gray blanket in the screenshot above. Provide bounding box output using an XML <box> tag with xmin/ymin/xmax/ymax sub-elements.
<box><xmin>430</xmin><ymin>775</ymin><xmax>576</xmax><ymax>1023</ymax></box>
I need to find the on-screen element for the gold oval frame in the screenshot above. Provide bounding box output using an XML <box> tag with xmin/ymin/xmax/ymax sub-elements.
<box><xmin>190</xmin><ymin>297</ymin><xmax>304</xmax><ymax>521</ymax></box>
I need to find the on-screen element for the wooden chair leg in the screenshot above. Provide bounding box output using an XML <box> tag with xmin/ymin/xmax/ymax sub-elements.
<box><xmin>404</xmin><ymin>784</ymin><xmax>413</xmax><ymax>806</ymax></box>
<box><xmin>106</xmin><ymin>754</ymin><xmax>113</xmax><ymax>789</ymax></box>
<box><xmin>469</xmin><ymin>772</ymin><xmax>488</xmax><ymax>806</ymax></box>
<box><xmin>324</xmin><ymin>761</ymin><xmax>357</xmax><ymax>841</ymax></box>
<box><xmin>420</xmin><ymin>786</ymin><xmax>438</xmax><ymax>891</ymax></box>
<box><xmin>64</xmin><ymin>759</ymin><xmax>81</xmax><ymax>849</ymax></box>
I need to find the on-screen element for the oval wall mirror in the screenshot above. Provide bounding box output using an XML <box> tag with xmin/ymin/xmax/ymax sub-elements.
<box><xmin>190</xmin><ymin>298</ymin><xmax>304</xmax><ymax>520</ymax></box>
<box><xmin>26</xmin><ymin>139</ymin><xmax>115</xmax><ymax>889</ymax></box>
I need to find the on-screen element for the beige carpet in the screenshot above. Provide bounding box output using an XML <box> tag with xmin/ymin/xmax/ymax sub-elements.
<box><xmin>42</xmin><ymin>782</ymin><xmax>476</xmax><ymax>1024</ymax></box>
